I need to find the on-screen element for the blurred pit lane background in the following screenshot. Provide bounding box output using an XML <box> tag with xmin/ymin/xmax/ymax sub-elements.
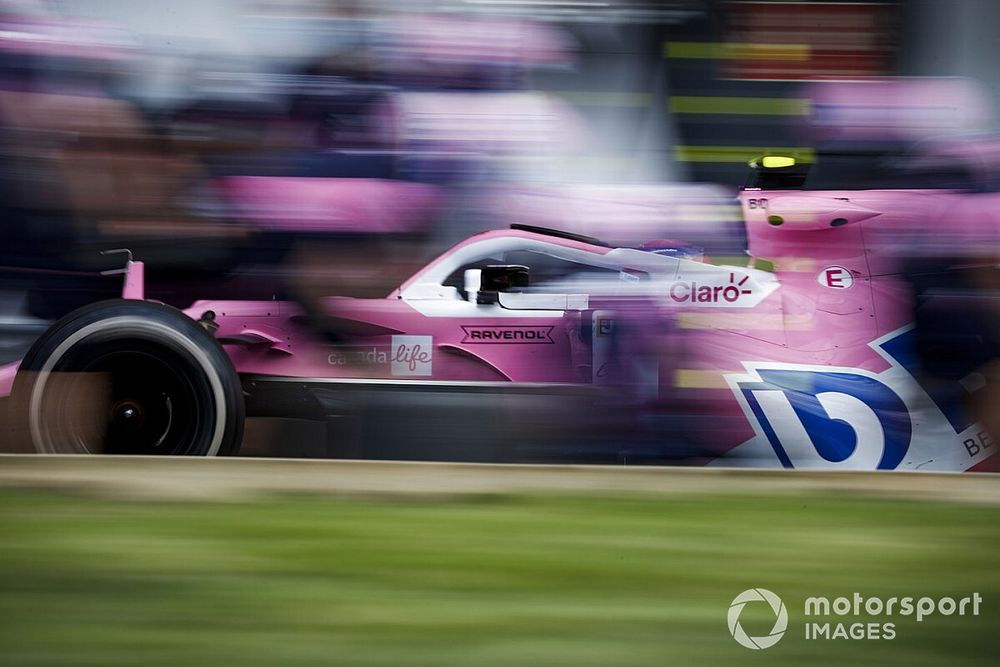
<box><xmin>1</xmin><ymin>0</ymin><xmax>997</xmax><ymax>328</ymax></box>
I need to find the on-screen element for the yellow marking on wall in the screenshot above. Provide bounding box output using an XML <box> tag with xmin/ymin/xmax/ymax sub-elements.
<box><xmin>670</xmin><ymin>96</ymin><xmax>810</xmax><ymax>116</ymax></box>
<box><xmin>706</xmin><ymin>255</ymin><xmax>753</xmax><ymax>267</ymax></box>
<box><xmin>664</xmin><ymin>42</ymin><xmax>811</xmax><ymax>61</ymax></box>
<box><xmin>675</xmin><ymin>146</ymin><xmax>815</xmax><ymax>163</ymax></box>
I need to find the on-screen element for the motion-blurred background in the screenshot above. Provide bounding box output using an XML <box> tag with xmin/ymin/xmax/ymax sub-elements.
<box><xmin>2</xmin><ymin>0</ymin><xmax>995</xmax><ymax>315</ymax></box>
<box><xmin>1</xmin><ymin>0</ymin><xmax>999</xmax><ymax>460</ymax></box>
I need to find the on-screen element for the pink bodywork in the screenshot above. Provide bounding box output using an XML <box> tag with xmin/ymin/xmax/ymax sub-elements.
<box><xmin>5</xmin><ymin>187</ymin><xmax>997</xmax><ymax>470</ymax></box>
<box><xmin>182</xmin><ymin>230</ymin><xmax>619</xmax><ymax>383</ymax></box>
<box><xmin>699</xmin><ymin>186</ymin><xmax>1000</xmax><ymax>470</ymax></box>
<box><xmin>173</xmin><ymin>192</ymin><xmax>996</xmax><ymax>470</ymax></box>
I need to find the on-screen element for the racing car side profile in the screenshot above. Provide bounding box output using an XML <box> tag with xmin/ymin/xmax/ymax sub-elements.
<box><xmin>2</xmin><ymin>148</ymin><xmax>997</xmax><ymax>471</ymax></box>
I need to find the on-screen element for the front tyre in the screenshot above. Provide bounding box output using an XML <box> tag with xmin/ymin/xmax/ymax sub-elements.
<box><xmin>11</xmin><ymin>300</ymin><xmax>244</xmax><ymax>455</ymax></box>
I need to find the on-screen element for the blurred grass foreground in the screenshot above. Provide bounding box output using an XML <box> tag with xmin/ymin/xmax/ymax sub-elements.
<box><xmin>1</xmin><ymin>462</ymin><xmax>999</xmax><ymax>666</ymax></box>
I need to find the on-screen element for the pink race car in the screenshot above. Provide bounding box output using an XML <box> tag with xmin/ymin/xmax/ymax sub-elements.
<box><xmin>2</xmin><ymin>147</ymin><xmax>998</xmax><ymax>470</ymax></box>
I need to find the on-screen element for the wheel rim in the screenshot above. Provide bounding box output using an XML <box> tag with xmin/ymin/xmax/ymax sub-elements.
<box><xmin>38</xmin><ymin>343</ymin><xmax>211</xmax><ymax>455</ymax></box>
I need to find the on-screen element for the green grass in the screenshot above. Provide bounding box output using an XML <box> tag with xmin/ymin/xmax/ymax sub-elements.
<box><xmin>0</xmin><ymin>488</ymin><xmax>998</xmax><ymax>666</ymax></box>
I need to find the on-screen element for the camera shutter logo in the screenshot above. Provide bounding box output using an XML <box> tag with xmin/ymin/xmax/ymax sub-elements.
<box><xmin>728</xmin><ymin>588</ymin><xmax>788</xmax><ymax>649</ymax></box>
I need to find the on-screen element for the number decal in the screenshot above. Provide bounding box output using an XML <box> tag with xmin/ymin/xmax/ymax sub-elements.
<box><xmin>747</xmin><ymin>198</ymin><xmax>768</xmax><ymax>210</ymax></box>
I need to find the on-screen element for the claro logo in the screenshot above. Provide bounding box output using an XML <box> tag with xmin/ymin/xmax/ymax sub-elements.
<box><xmin>670</xmin><ymin>272</ymin><xmax>752</xmax><ymax>304</ymax></box>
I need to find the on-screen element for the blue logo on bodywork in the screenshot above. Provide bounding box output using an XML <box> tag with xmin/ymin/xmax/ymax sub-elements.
<box><xmin>738</xmin><ymin>370</ymin><xmax>911</xmax><ymax>469</ymax></box>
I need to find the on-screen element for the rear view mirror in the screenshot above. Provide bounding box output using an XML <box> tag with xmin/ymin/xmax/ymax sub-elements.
<box><xmin>464</xmin><ymin>269</ymin><xmax>482</xmax><ymax>303</ymax></box>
